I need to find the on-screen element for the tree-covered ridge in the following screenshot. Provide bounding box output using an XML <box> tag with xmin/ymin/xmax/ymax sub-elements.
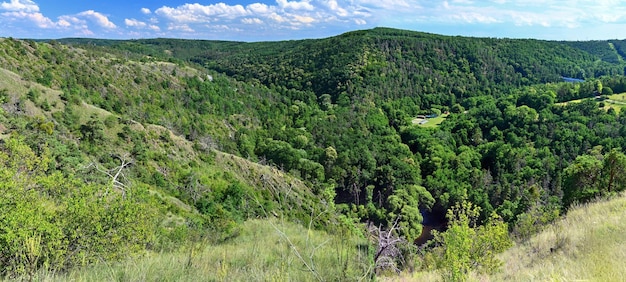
<box><xmin>62</xmin><ymin>28</ymin><xmax>626</xmax><ymax>102</ymax></box>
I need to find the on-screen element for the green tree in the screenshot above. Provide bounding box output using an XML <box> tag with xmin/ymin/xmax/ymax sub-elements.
<box><xmin>80</xmin><ymin>114</ymin><xmax>105</xmax><ymax>144</ymax></box>
<box><xmin>434</xmin><ymin>201</ymin><xmax>512</xmax><ymax>281</ymax></box>
<box><xmin>562</xmin><ymin>154</ymin><xmax>602</xmax><ymax>207</ymax></box>
<box><xmin>601</xmin><ymin>149</ymin><xmax>626</xmax><ymax>193</ymax></box>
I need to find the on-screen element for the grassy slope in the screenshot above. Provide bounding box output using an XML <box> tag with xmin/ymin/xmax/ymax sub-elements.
<box><xmin>35</xmin><ymin>218</ymin><xmax>372</xmax><ymax>282</ymax></box>
<box><xmin>393</xmin><ymin>192</ymin><xmax>626</xmax><ymax>281</ymax></box>
<box><xmin>494</xmin><ymin>192</ymin><xmax>626</xmax><ymax>281</ymax></box>
<box><xmin>0</xmin><ymin>44</ymin><xmax>362</xmax><ymax>281</ymax></box>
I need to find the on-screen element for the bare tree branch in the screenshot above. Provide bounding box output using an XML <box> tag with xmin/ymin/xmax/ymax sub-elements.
<box><xmin>84</xmin><ymin>154</ymin><xmax>133</xmax><ymax>198</ymax></box>
<box><xmin>369</xmin><ymin>216</ymin><xmax>406</xmax><ymax>274</ymax></box>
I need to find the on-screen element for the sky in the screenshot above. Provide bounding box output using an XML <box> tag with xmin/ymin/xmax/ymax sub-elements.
<box><xmin>1</xmin><ymin>0</ymin><xmax>626</xmax><ymax>41</ymax></box>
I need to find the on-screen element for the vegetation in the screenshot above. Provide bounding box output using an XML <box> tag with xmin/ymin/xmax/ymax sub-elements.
<box><xmin>1</xmin><ymin>28</ymin><xmax>626</xmax><ymax>280</ymax></box>
<box><xmin>388</xmin><ymin>192</ymin><xmax>626</xmax><ymax>281</ymax></box>
<box><xmin>495</xmin><ymin>192</ymin><xmax>626</xmax><ymax>281</ymax></box>
<box><xmin>27</xmin><ymin>219</ymin><xmax>372</xmax><ymax>281</ymax></box>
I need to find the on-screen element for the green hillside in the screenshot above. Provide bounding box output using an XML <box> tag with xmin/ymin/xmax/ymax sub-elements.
<box><xmin>2</xmin><ymin>28</ymin><xmax>626</xmax><ymax>280</ymax></box>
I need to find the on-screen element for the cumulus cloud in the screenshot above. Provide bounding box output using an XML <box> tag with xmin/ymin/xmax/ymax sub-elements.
<box><xmin>276</xmin><ymin>0</ymin><xmax>315</xmax><ymax>11</ymax></box>
<box><xmin>150</xmin><ymin>0</ymin><xmax>370</xmax><ymax>34</ymax></box>
<box><xmin>167</xmin><ymin>23</ymin><xmax>194</xmax><ymax>32</ymax></box>
<box><xmin>386</xmin><ymin>0</ymin><xmax>626</xmax><ymax>30</ymax></box>
<box><xmin>125</xmin><ymin>18</ymin><xmax>160</xmax><ymax>31</ymax></box>
<box><xmin>77</xmin><ymin>10</ymin><xmax>117</xmax><ymax>29</ymax></box>
<box><xmin>247</xmin><ymin>3</ymin><xmax>272</xmax><ymax>14</ymax></box>
<box><xmin>156</xmin><ymin>3</ymin><xmax>248</xmax><ymax>23</ymax></box>
<box><xmin>324</xmin><ymin>0</ymin><xmax>348</xmax><ymax>17</ymax></box>
<box><xmin>0</xmin><ymin>4</ymin><xmax>122</xmax><ymax>38</ymax></box>
<box><xmin>2</xmin><ymin>11</ymin><xmax>53</xmax><ymax>27</ymax></box>
<box><xmin>4</xmin><ymin>0</ymin><xmax>624</xmax><ymax>40</ymax></box>
<box><xmin>0</xmin><ymin>0</ymin><xmax>38</xmax><ymax>12</ymax></box>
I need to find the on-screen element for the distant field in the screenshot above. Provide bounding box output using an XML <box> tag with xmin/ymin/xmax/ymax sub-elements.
<box><xmin>556</xmin><ymin>93</ymin><xmax>626</xmax><ymax>113</ymax></box>
<box><xmin>608</xmin><ymin>92</ymin><xmax>626</xmax><ymax>101</ymax></box>
<box><xmin>412</xmin><ymin>113</ymin><xmax>449</xmax><ymax>128</ymax></box>
<box><xmin>555</xmin><ymin>98</ymin><xmax>585</xmax><ymax>106</ymax></box>
<box><xmin>604</xmin><ymin>92</ymin><xmax>626</xmax><ymax>113</ymax></box>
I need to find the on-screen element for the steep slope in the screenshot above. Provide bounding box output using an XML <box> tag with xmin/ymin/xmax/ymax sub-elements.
<box><xmin>0</xmin><ymin>38</ymin><xmax>342</xmax><ymax>278</ymax></box>
<box><xmin>385</xmin><ymin>192</ymin><xmax>626</xmax><ymax>281</ymax></box>
<box><xmin>493</xmin><ymin>192</ymin><xmax>626</xmax><ymax>281</ymax></box>
<box><xmin>0</xmin><ymin>38</ymin><xmax>329</xmax><ymax>222</ymax></box>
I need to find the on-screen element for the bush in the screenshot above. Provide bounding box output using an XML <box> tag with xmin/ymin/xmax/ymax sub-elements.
<box><xmin>433</xmin><ymin>201</ymin><xmax>512</xmax><ymax>281</ymax></box>
<box><xmin>0</xmin><ymin>136</ymin><xmax>157</xmax><ymax>277</ymax></box>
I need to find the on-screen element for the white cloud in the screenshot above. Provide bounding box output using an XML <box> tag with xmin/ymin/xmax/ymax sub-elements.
<box><xmin>57</xmin><ymin>18</ymin><xmax>71</xmax><ymax>27</ymax></box>
<box><xmin>207</xmin><ymin>24</ymin><xmax>243</xmax><ymax>32</ymax></box>
<box><xmin>323</xmin><ymin>0</ymin><xmax>348</xmax><ymax>17</ymax></box>
<box><xmin>4</xmin><ymin>0</ymin><xmax>620</xmax><ymax>40</ymax></box>
<box><xmin>2</xmin><ymin>11</ymin><xmax>53</xmax><ymax>27</ymax></box>
<box><xmin>58</xmin><ymin>15</ymin><xmax>90</xmax><ymax>32</ymax></box>
<box><xmin>354</xmin><ymin>0</ymin><xmax>413</xmax><ymax>9</ymax></box>
<box><xmin>247</xmin><ymin>3</ymin><xmax>272</xmax><ymax>14</ymax></box>
<box><xmin>385</xmin><ymin>0</ymin><xmax>626</xmax><ymax>29</ymax></box>
<box><xmin>0</xmin><ymin>0</ymin><xmax>38</xmax><ymax>12</ymax></box>
<box><xmin>77</xmin><ymin>10</ymin><xmax>117</xmax><ymax>29</ymax></box>
<box><xmin>125</xmin><ymin>18</ymin><xmax>145</xmax><ymax>28</ymax></box>
<box><xmin>276</xmin><ymin>0</ymin><xmax>315</xmax><ymax>11</ymax></box>
<box><xmin>242</xmin><ymin>17</ymin><xmax>263</xmax><ymax>24</ymax></box>
<box><xmin>156</xmin><ymin>3</ymin><xmax>248</xmax><ymax>23</ymax></box>
<box><xmin>150</xmin><ymin>0</ymin><xmax>370</xmax><ymax>34</ymax></box>
<box><xmin>167</xmin><ymin>23</ymin><xmax>194</xmax><ymax>32</ymax></box>
<box><xmin>268</xmin><ymin>12</ymin><xmax>286</xmax><ymax>23</ymax></box>
<box><xmin>125</xmin><ymin>18</ymin><xmax>160</xmax><ymax>31</ymax></box>
<box><xmin>293</xmin><ymin>15</ymin><xmax>315</xmax><ymax>24</ymax></box>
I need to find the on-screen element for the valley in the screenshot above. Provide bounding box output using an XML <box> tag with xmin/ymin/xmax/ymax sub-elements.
<box><xmin>1</xmin><ymin>28</ymin><xmax>626</xmax><ymax>280</ymax></box>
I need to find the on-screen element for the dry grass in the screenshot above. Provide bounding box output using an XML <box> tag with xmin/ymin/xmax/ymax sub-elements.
<box><xmin>0</xmin><ymin>67</ymin><xmax>64</xmax><ymax>114</ymax></box>
<box><xmin>31</xmin><ymin>218</ymin><xmax>372</xmax><ymax>282</ymax></box>
<box><xmin>389</xmin><ymin>193</ymin><xmax>626</xmax><ymax>282</ymax></box>
<box><xmin>494</xmin><ymin>192</ymin><xmax>626</xmax><ymax>281</ymax></box>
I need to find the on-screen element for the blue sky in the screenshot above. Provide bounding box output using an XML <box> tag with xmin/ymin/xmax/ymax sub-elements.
<box><xmin>1</xmin><ymin>0</ymin><xmax>626</xmax><ymax>41</ymax></box>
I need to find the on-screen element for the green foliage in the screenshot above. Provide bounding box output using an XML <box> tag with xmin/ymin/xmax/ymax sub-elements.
<box><xmin>563</xmin><ymin>149</ymin><xmax>626</xmax><ymax>208</ymax></box>
<box><xmin>80</xmin><ymin>114</ymin><xmax>105</xmax><ymax>145</ymax></box>
<box><xmin>433</xmin><ymin>201</ymin><xmax>512</xmax><ymax>281</ymax></box>
<box><xmin>5</xmin><ymin>32</ymin><xmax>626</xmax><ymax>280</ymax></box>
<box><xmin>0</xmin><ymin>136</ymin><xmax>157</xmax><ymax>277</ymax></box>
<box><xmin>513</xmin><ymin>202</ymin><xmax>560</xmax><ymax>241</ymax></box>
<box><xmin>387</xmin><ymin>185</ymin><xmax>433</xmax><ymax>241</ymax></box>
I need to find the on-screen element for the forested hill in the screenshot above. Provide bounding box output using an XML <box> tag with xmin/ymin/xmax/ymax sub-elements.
<box><xmin>3</xmin><ymin>28</ymin><xmax>626</xmax><ymax>279</ymax></box>
<box><xmin>60</xmin><ymin>28</ymin><xmax>626</xmax><ymax>105</ymax></box>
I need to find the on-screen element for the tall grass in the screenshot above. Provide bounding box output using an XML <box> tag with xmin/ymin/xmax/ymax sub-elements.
<box><xmin>28</xmin><ymin>218</ymin><xmax>373</xmax><ymax>281</ymax></box>
<box><xmin>494</xmin><ymin>192</ymin><xmax>626</xmax><ymax>281</ymax></box>
<box><xmin>386</xmin><ymin>192</ymin><xmax>626</xmax><ymax>281</ymax></box>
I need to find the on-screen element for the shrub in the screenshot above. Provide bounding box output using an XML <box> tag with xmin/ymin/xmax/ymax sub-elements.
<box><xmin>433</xmin><ymin>201</ymin><xmax>513</xmax><ymax>281</ymax></box>
<box><xmin>0</xmin><ymin>136</ymin><xmax>157</xmax><ymax>277</ymax></box>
